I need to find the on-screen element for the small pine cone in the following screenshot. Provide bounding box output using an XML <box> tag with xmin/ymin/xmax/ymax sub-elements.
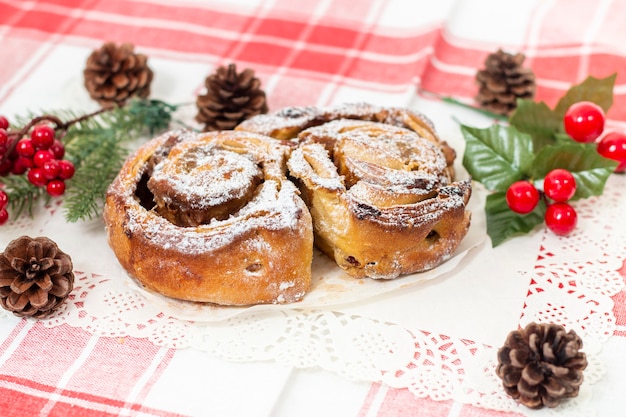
<box><xmin>83</xmin><ymin>42</ymin><xmax>154</xmax><ymax>109</ymax></box>
<box><xmin>195</xmin><ymin>63</ymin><xmax>268</xmax><ymax>131</ymax></box>
<box><xmin>496</xmin><ymin>322</ymin><xmax>587</xmax><ymax>409</ymax></box>
<box><xmin>475</xmin><ymin>49</ymin><xmax>536</xmax><ymax>116</ymax></box>
<box><xmin>0</xmin><ymin>236</ymin><xmax>74</xmax><ymax>318</ymax></box>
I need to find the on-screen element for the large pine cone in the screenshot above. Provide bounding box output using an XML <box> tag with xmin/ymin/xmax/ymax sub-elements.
<box><xmin>496</xmin><ymin>322</ymin><xmax>587</xmax><ymax>409</ymax></box>
<box><xmin>195</xmin><ymin>63</ymin><xmax>268</xmax><ymax>131</ymax></box>
<box><xmin>83</xmin><ymin>42</ymin><xmax>154</xmax><ymax>109</ymax></box>
<box><xmin>0</xmin><ymin>236</ymin><xmax>74</xmax><ymax>318</ymax></box>
<box><xmin>475</xmin><ymin>49</ymin><xmax>536</xmax><ymax>116</ymax></box>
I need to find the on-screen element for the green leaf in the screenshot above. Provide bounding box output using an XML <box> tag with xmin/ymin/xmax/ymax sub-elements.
<box><xmin>531</xmin><ymin>142</ymin><xmax>618</xmax><ymax>199</ymax></box>
<box><xmin>509</xmin><ymin>99</ymin><xmax>561</xmax><ymax>151</ymax></box>
<box><xmin>553</xmin><ymin>73</ymin><xmax>616</xmax><ymax>117</ymax></box>
<box><xmin>461</xmin><ymin>124</ymin><xmax>535</xmax><ymax>192</ymax></box>
<box><xmin>485</xmin><ymin>192</ymin><xmax>546</xmax><ymax>247</ymax></box>
<box><xmin>554</xmin><ymin>132</ymin><xmax>573</xmax><ymax>144</ymax></box>
<box><xmin>459</xmin><ymin>73</ymin><xmax>618</xmax><ymax>246</ymax></box>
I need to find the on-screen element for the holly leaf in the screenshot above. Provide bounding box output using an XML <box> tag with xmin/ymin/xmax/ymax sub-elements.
<box><xmin>461</xmin><ymin>124</ymin><xmax>535</xmax><ymax>192</ymax></box>
<box><xmin>553</xmin><ymin>74</ymin><xmax>616</xmax><ymax>118</ymax></box>
<box><xmin>531</xmin><ymin>142</ymin><xmax>618</xmax><ymax>199</ymax></box>
<box><xmin>459</xmin><ymin>73</ymin><xmax>618</xmax><ymax>246</ymax></box>
<box><xmin>554</xmin><ymin>132</ymin><xmax>573</xmax><ymax>144</ymax></box>
<box><xmin>485</xmin><ymin>192</ymin><xmax>546</xmax><ymax>247</ymax></box>
<box><xmin>509</xmin><ymin>99</ymin><xmax>561</xmax><ymax>151</ymax></box>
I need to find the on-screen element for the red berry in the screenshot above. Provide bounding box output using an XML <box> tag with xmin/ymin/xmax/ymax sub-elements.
<box><xmin>0</xmin><ymin>191</ymin><xmax>8</xmax><ymax>210</ymax></box>
<box><xmin>543</xmin><ymin>169</ymin><xmax>576</xmax><ymax>202</ymax></box>
<box><xmin>17</xmin><ymin>156</ymin><xmax>34</xmax><ymax>169</ymax></box>
<box><xmin>0</xmin><ymin>159</ymin><xmax>12</xmax><ymax>176</ymax></box>
<box><xmin>16</xmin><ymin>138</ymin><xmax>35</xmax><ymax>158</ymax></box>
<box><xmin>11</xmin><ymin>158</ymin><xmax>29</xmax><ymax>175</ymax></box>
<box><xmin>506</xmin><ymin>180</ymin><xmax>540</xmax><ymax>214</ymax></box>
<box><xmin>0</xmin><ymin>128</ymin><xmax>7</xmax><ymax>148</ymax></box>
<box><xmin>42</xmin><ymin>159</ymin><xmax>61</xmax><ymax>179</ymax></box>
<box><xmin>58</xmin><ymin>160</ymin><xmax>75</xmax><ymax>180</ymax></box>
<box><xmin>545</xmin><ymin>202</ymin><xmax>577</xmax><ymax>236</ymax></box>
<box><xmin>27</xmin><ymin>167</ymin><xmax>48</xmax><ymax>187</ymax></box>
<box><xmin>564</xmin><ymin>101</ymin><xmax>605</xmax><ymax>143</ymax></box>
<box><xmin>0</xmin><ymin>208</ymin><xmax>8</xmax><ymax>225</ymax></box>
<box><xmin>33</xmin><ymin>149</ymin><xmax>55</xmax><ymax>167</ymax></box>
<box><xmin>30</xmin><ymin>124</ymin><xmax>55</xmax><ymax>149</ymax></box>
<box><xmin>597</xmin><ymin>131</ymin><xmax>626</xmax><ymax>172</ymax></box>
<box><xmin>0</xmin><ymin>116</ymin><xmax>8</xmax><ymax>130</ymax></box>
<box><xmin>49</xmin><ymin>139</ymin><xmax>65</xmax><ymax>159</ymax></box>
<box><xmin>46</xmin><ymin>179</ymin><xmax>66</xmax><ymax>197</ymax></box>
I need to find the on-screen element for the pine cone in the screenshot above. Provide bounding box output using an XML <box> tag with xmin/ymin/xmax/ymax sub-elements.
<box><xmin>475</xmin><ymin>49</ymin><xmax>536</xmax><ymax>116</ymax></box>
<box><xmin>195</xmin><ymin>63</ymin><xmax>268</xmax><ymax>131</ymax></box>
<box><xmin>496</xmin><ymin>322</ymin><xmax>587</xmax><ymax>409</ymax></box>
<box><xmin>83</xmin><ymin>42</ymin><xmax>154</xmax><ymax>109</ymax></box>
<box><xmin>0</xmin><ymin>236</ymin><xmax>74</xmax><ymax>318</ymax></box>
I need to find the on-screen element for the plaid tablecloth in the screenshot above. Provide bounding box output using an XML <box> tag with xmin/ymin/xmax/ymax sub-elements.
<box><xmin>1</xmin><ymin>0</ymin><xmax>625</xmax><ymax>416</ymax></box>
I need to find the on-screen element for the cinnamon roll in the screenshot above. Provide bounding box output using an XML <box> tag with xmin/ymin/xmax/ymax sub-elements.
<box><xmin>237</xmin><ymin>104</ymin><xmax>472</xmax><ymax>279</ymax></box>
<box><xmin>103</xmin><ymin>130</ymin><xmax>313</xmax><ymax>305</ymax></box>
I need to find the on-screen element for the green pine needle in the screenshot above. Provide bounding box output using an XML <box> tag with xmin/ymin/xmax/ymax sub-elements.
<box><xmin>441</xmin><ymin>97</ymin><xmax>509</xmax><ymax>121</ymax></box>
<box><xmin>62</xmin><ymin>99</ymin><xmax>182</xmax><ymax>222</ymax></box>
<box><xmin>62</xmin><ymin>131</ymin><xmax>127</xmax><ymax>222</ymax></box>
<box><xmin>2</xmin><ymin>175</ymin><xmax>45</xmax><ymax>219</ymax></box>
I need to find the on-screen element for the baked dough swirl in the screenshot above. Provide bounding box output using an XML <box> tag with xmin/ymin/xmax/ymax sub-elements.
<box><xmin>236</xmin><ymin>102</ymin><xmax>457</xmax><ymax>176</ymax></box>
<box><xmin>237</xmin><ymin>103</ymin><xmax>472</xmax><ymax>279</ymax></box>
<box><xmin>103</xmin><ymin>130</ymin><xmax>313</xmax><ymax>305</ymax></box>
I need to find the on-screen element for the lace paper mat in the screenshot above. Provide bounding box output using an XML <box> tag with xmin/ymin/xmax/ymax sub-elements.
<box><xmin>2</xmin><ymin>173</ymin><xmax>624</xmax><ymax>416</ymax></box>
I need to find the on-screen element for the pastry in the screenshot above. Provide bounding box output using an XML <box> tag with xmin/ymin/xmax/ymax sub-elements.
<box><xmin>103</xmin><ymin>129</ymin><xmax>313</xmax><ymax>305</ymax></box>
<box><xmin>105</xmin><ymin>103</ymin><xmax>472</xmax><ymax>305</ymax></box>
<box><xmin>237</xmin><ymin>104</ymin><xmax>472</xmax><ymax>279</ymax></box>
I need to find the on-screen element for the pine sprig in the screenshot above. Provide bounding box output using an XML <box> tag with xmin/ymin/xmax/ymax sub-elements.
<box><xmin>62</xmin><ymin>131</ymin><xmax>127</xmax><ymax>222</ymax></box>
<box><xmin>2</xmin><ymin>99</ymin><xmax>184</xmax><ymax>223</ymax></box>
<box><xmin>61</xmin><ymin>99</ymin><xmax>181</xmax><ymax>222</ymax></box>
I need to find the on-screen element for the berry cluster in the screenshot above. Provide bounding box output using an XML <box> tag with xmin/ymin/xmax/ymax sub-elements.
<box><xmin>506</xmin><ymin>169</ymin><xmax>578</xmax><ymax>236</ymax></box>
<box><xmin>505</xmin><ymin>100</ymin><xmax>626</xmax><ymax>236</ymax></box>
<box><xmin>564</xmin><ymin>101</ymin><xmax>626</xmax><ymax>172</ymax></box>
<box><xmin>0</xmin><ymin>115</ymin><xmax>75</xmax><ymax>225</ymax></box>
<box><xmin>504</xmin><ymin>99</ymin><xmax>626</xmax><ymax>237</ymax></box>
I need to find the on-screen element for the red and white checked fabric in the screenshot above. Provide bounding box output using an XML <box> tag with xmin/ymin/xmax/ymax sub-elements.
<box><xmin>1</xmin><ymin>1</ymin><xmax>626</xmax><ymax>416</ymax></box>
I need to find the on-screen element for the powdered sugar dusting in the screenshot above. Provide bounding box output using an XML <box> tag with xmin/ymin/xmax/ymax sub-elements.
<box><xmin>347</xmin><ymin>180</ymin><xmax>471</xmax><ymax>227</ymax></box>
<box><xmin>236</xmin><ymin>102</ymin><xmax>441</xmax><ymax>144</ymax></box>
<box><xmin>287</xmin><ymin>144</ymin><xmax>345</xmax><ymax>191</ymax></box>
<box><xmin>149</xmin><ymin>142</ymin><xmax>261</xmax><ymax>210</ymax></box>
<box><xmin>110</xmin><ymin>130</ymin><xmax>307</xmax><ymax>256</ymax></box>
<box><xmin>124</xmin><ymin>179</ymin><xmax>304</xmax><ymax>255</ymax></box>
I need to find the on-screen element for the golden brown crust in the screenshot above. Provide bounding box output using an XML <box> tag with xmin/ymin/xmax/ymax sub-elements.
<box><xmin>105</xmin><ymin>103</ymin><xmax>472</xmax><ymax>306</ymax></box>
<box><xmin>103</xmin><ymin>130</ymin><xmax>313</xmax><ymax>305</ymax></box>
<box><xmin>236</xmin><ymin>102</ymin><xmax>457</xmax><ymax>176</ymax></box>
<box><xmin>239</xmin><ymin>104</ymin><xmax>472</xmax><ymax>279</ymax></box>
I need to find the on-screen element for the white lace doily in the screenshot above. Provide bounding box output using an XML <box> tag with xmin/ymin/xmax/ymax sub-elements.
<box><xmin>2</xmin><ymin>170</ymin><xmax>624</xmax><ymax>416</ymax></box>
